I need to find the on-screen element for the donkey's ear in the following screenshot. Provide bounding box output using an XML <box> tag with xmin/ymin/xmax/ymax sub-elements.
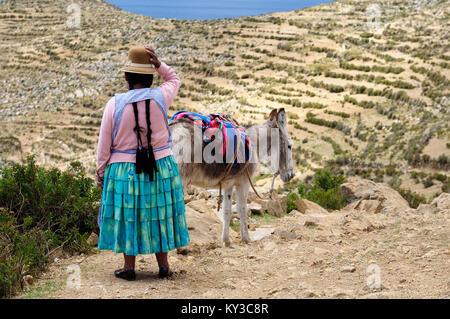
<box><xmin>269</xmin><ymin>109</ymin><xmax>278</xmax><ymax>121</ymax></box>
<box><xmin>277</xmin><ymin>108</ymin><xmax>286</xmax><ymax>123</ymax></box>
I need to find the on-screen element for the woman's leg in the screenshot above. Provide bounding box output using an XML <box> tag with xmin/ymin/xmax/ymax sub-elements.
<box><xmin>114</xmin><ymin>254</ymin><xmax>136</xmax><ymax>281</ymax></box>
<box><xmin>155</xmin><ymin>252</ymin><xmax>169</xmax><ymax>268</ymax></box>
<box><xmin>123</xmin><ymin>253</ymin><xmax>136</xmax><ymax>270</ymax></box>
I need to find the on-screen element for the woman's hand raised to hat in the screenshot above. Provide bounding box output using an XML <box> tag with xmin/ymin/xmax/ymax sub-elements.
<box><xmin>144</xmin><ymin>46</ymin><xmax>161</xmax><ymax>69</ymax></box>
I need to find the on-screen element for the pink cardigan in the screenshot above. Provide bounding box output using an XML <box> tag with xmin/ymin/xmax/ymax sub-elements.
<box><xmin>96</xmin><ymin>62</ymin><xmax>180</xmax><ymax>185</ymax></box>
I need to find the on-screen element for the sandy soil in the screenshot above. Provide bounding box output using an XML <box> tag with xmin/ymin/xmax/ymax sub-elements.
<box><xmin>17</xmin><ymin>204</ymin><xmax>449</xmax><ymax>299</ymax></box>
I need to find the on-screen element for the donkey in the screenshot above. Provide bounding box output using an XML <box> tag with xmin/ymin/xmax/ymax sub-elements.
<box><xmin>169</xmin><ymin>108</ymin><xmax>295</xmax><ymax>246</ymax></box>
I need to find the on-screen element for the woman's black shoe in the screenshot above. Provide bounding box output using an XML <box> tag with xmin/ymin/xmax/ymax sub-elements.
<box><xmin>114</xmin><ymin>269</ymin><xmax>136</xmax><ymax>281</ymax></box>
<box><xmin>158</xmin><ymin>266</ymin><xmax>170</xmax><ymax>279</ymax></box>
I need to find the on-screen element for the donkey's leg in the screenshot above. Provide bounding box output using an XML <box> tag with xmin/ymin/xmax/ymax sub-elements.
<box><xmin>221</xmin><ymin>186</ymin><xmax>234</xmax><ymax>247</ymax></box>
<box><xmin>236</xmin><ymin>182</ymin><xmax>251</xmax><ymax>243</ymax></box>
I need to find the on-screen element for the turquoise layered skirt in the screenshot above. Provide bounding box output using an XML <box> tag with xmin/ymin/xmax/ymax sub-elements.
<box><xmin>98</xmin><ymin>155</ymin><xmax>190</xmax><ymax>256</ymax></box>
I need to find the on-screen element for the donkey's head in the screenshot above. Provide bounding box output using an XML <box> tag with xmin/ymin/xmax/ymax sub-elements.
<box><xmin>268</xmin><ymin>108</ymin><xmax>295</xmax><ymax>182</ymax></box>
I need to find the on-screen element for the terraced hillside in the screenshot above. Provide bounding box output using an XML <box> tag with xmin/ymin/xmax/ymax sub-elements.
<box><xmin>0</xmin><ymin>0</ymin><xmax>449</xmax><ymax>200</ymax></box>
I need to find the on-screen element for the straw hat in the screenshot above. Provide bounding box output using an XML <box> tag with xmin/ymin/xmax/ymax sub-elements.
<box><xmin>118</xmin><ymin>46</ymin><xmax>157</xmax><ymax>75</ymax></box>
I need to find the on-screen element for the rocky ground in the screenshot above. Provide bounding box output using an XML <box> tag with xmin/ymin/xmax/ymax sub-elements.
<box><xmin>17</xmin><ymin>181</ymin><xmax>449</xmax><ymax>299</ymax></box>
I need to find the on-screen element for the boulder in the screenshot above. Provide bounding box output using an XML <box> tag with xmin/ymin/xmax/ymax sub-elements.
<box><xmin>340</xmin><ymin>180</ymin><xmax>410</xmax><ymax>213</ymax></box>
<box><xmin>274</xmin><ymin>222</ymin><xmax>303</xmax><ymax>239</ymax></box>
<box><xmin>248</xmin><ymin>203</ymin><xmax>264</xmax><ymax>215</ymax></box>
<box><xmin>274</xmin><ymin>226</ymin><xmax>300</xmax><ymax>240</ymax></box>
<box><xmin>185</xmin><ymin>185</ymin><xmax>197</xmax><ymax>195</ymax></box>
<box><xmin>197</xmin><ymin>190</ymin><xmax>211</xmax><ymax>200</ymax></box>
<box><xmin>187</xmin><ymin>199</ymin><xmax>215</xmax><ymax>215</ymax></box>
<box><xmin>342</xmin><ymin>199</ymin><xmax>383</xmax><ymax>214</ymax></box>
<box><xmin>253</xmin><ymin>197</ymin><xmax>284</xmax><ymax>217</ymax></box>
<box><xmin>430</xmin><ymin>193</ymin><xmax>450</xmax><ymax>212</ymax></box>
<box><xmin>416</xmin><ymin>203</ymin><xmax>435</xmax><ymax>214</ymax></box>
<box><xmin>294</xmin><ymin>198</ymin><xmax>329</xmax><ymax>215</ymax></box>
<box><xmin>184</xmin><ymin>206</ymin><xmax>226</xmax><ymax>245</ymax></box>
<box><xmin>249</xmin><ymin>227</ymin><xmax>275</xmax><ymax>241</ymax></box>
<box><xmin>264</xmin><ymin>199</ymin><xmax>284</xmax><ymax>217</ymax></box>
<box><xmin>277</xmin><ymin>195</ymin><xmax>287</xmax><ymax>213</ymax></box>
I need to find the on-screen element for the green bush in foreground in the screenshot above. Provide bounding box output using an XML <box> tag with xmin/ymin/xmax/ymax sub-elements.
<box><xmin>286</xmin><ymin>192</ymin><xmax>300</xmax><ymax>213</ymax></box>
<box><xmin>0</xmin><ymin>156</ymin><xmax>101</xmax><ymax>298</ymax></box>
<box><xmin>296</xmin><ymin>169</ymin><xmax>347</xmax><ymax>211</ymax></box>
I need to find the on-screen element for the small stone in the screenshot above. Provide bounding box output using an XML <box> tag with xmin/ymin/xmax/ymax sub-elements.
<box><xmin>333</xmin><ymin>290</ymin><xmax>350</xmax><ymax>298</ymax></box>
<box><xmin>176</xmin><ymin>248</ymin><xmax>189</xmax><ymax>255</ymax></box>
<box><xmin>304</xmin><ymin>220</ymin><xmax>318</xmax><ymax>227</ymax></box>
<box><xmin>341</xmin><ymin>265</ymin><xmax>356</xmax><ymax>273</ymax></box>
<box><xmin>248</xmin><ymin>203</ymin><xmax>263</xmax><ymax>215</ymax></box>
<box><xmin>294</xmin><ymin>199</ymin><xmax>328</xmax><ymax>215</ymax></box>
<box><xmin>274</xmin><ymin>226</ymin><xmax>299</xmax><ymax>240</ymax></box>
<box><xmin>250</xmin><ymin>228</ymin><xmax>275</xmax><ymax>241</ymax></box>
<box><xmin>197</xmin><ymin>191</ymin><xmax>210</xmax><ymax>200</ymax></box>
<box><xmin>289</xmin><ymin>210</ymin><xmax>302</xmax><ymax>217</ymax></box>
<box><xmin>23</xmin><ymin>275</ymin><xmax>34</xmax><ymax>286</ymax></box>
<box><xmin>305</xmin><ymin>291</ymin><xmax>319</xmax><ymax>298</ymax></box>
<box><xmin>314</xmin><ymin>247</ymin><xmax>329</xmax><ymax>255</ymax></box>
<box><xmin>87</xmin><ymin>232</ymin><xmax>99</xmax><ymax>246</ymax></box>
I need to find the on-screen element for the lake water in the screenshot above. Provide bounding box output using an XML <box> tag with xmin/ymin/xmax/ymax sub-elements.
<box><xmin>106</xmin><ymin>0</ymin><xmax>332</xmax><ymax>20</ymax></box>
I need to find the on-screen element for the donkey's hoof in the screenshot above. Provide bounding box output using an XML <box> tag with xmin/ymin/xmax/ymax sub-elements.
<box><xmin>223</xmin><ymin>240</ymin><xmax>232</xmax><ymax>247</ymax></box>
<box><xmin>241</xmin><ymin>234</ymin><xmax>251</xmax><ymax>244</ymax></box>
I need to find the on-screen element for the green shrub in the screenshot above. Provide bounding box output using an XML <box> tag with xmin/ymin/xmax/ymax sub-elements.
<box><xmin>321</xmin><ymin>136</ymin><xmax>343</xmax><ymax>155</ymax></box>
<box><xmin>314</xmin><ymin>168</ymin><xmax>345</xmax><ymax>191</ymax></box>
<box><xmin>0</xmin><ymin>156</ymin><xmax>101</xmax><ymax>298</ymax></box>
<box><xmin>432</xmin><ymin>173</ymin><xmax>447</xmax><ymax>183</ymax></box>
<box><xmin>423</xmin><ymin>176</ymin><xmax>434</xmax><ymax>188</ymax></box>
<box><xmin>305</xmin><ymin>187</ymin><xmax>347</xmax><ymax>211</ymax></box>
<box><xmin>286</xmin><ymin>192</ymin><xmax>300</xmax><ymax>213</ymax></box>
<box><xmin>395</xmin><ymin>188</ymin><xmax>427</xmax><ymax>209</ymax></box>
<box><xmin>324</xmin><ymin>110</ymin><xmax>350</xmax><ymax>118</ymax></box>
<box><xmin>297</xmin><ymin>169</ymin><xmax>347</xmax><ymax>210</ymax></box>
<box><xmin>305</xmin><ymin>112</ymin><xmax>351</xmax><ymax>135</ymax></box>
<box><xmin>0</xmin><ymin>210</ymin><xmax>50</xmax><ymax>298</ymax></box>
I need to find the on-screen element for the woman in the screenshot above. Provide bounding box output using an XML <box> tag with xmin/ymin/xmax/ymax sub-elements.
<box><xmin>96</xmin><ymin>46</ymin><xmax>189</xmax><ymax>281</ymax></box>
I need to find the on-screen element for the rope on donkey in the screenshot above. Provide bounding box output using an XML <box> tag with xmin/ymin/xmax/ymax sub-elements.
<box><xmin>246</xmin><ymin>166</ymin><xmax>263</xmax><ymax>200</ymax></box>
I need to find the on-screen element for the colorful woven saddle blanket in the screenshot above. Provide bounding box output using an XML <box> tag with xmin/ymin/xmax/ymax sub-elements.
<box><xmin>169</xmin><ymin>111</ymin><xmax>253</xmax><ymax>165</ymax></box>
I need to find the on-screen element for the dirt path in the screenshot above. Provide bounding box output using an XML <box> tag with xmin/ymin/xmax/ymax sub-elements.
<box><xmin>17</xmin><ymin>203</ymin><xmax>449</xmax><ymax>299</ymax></box>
